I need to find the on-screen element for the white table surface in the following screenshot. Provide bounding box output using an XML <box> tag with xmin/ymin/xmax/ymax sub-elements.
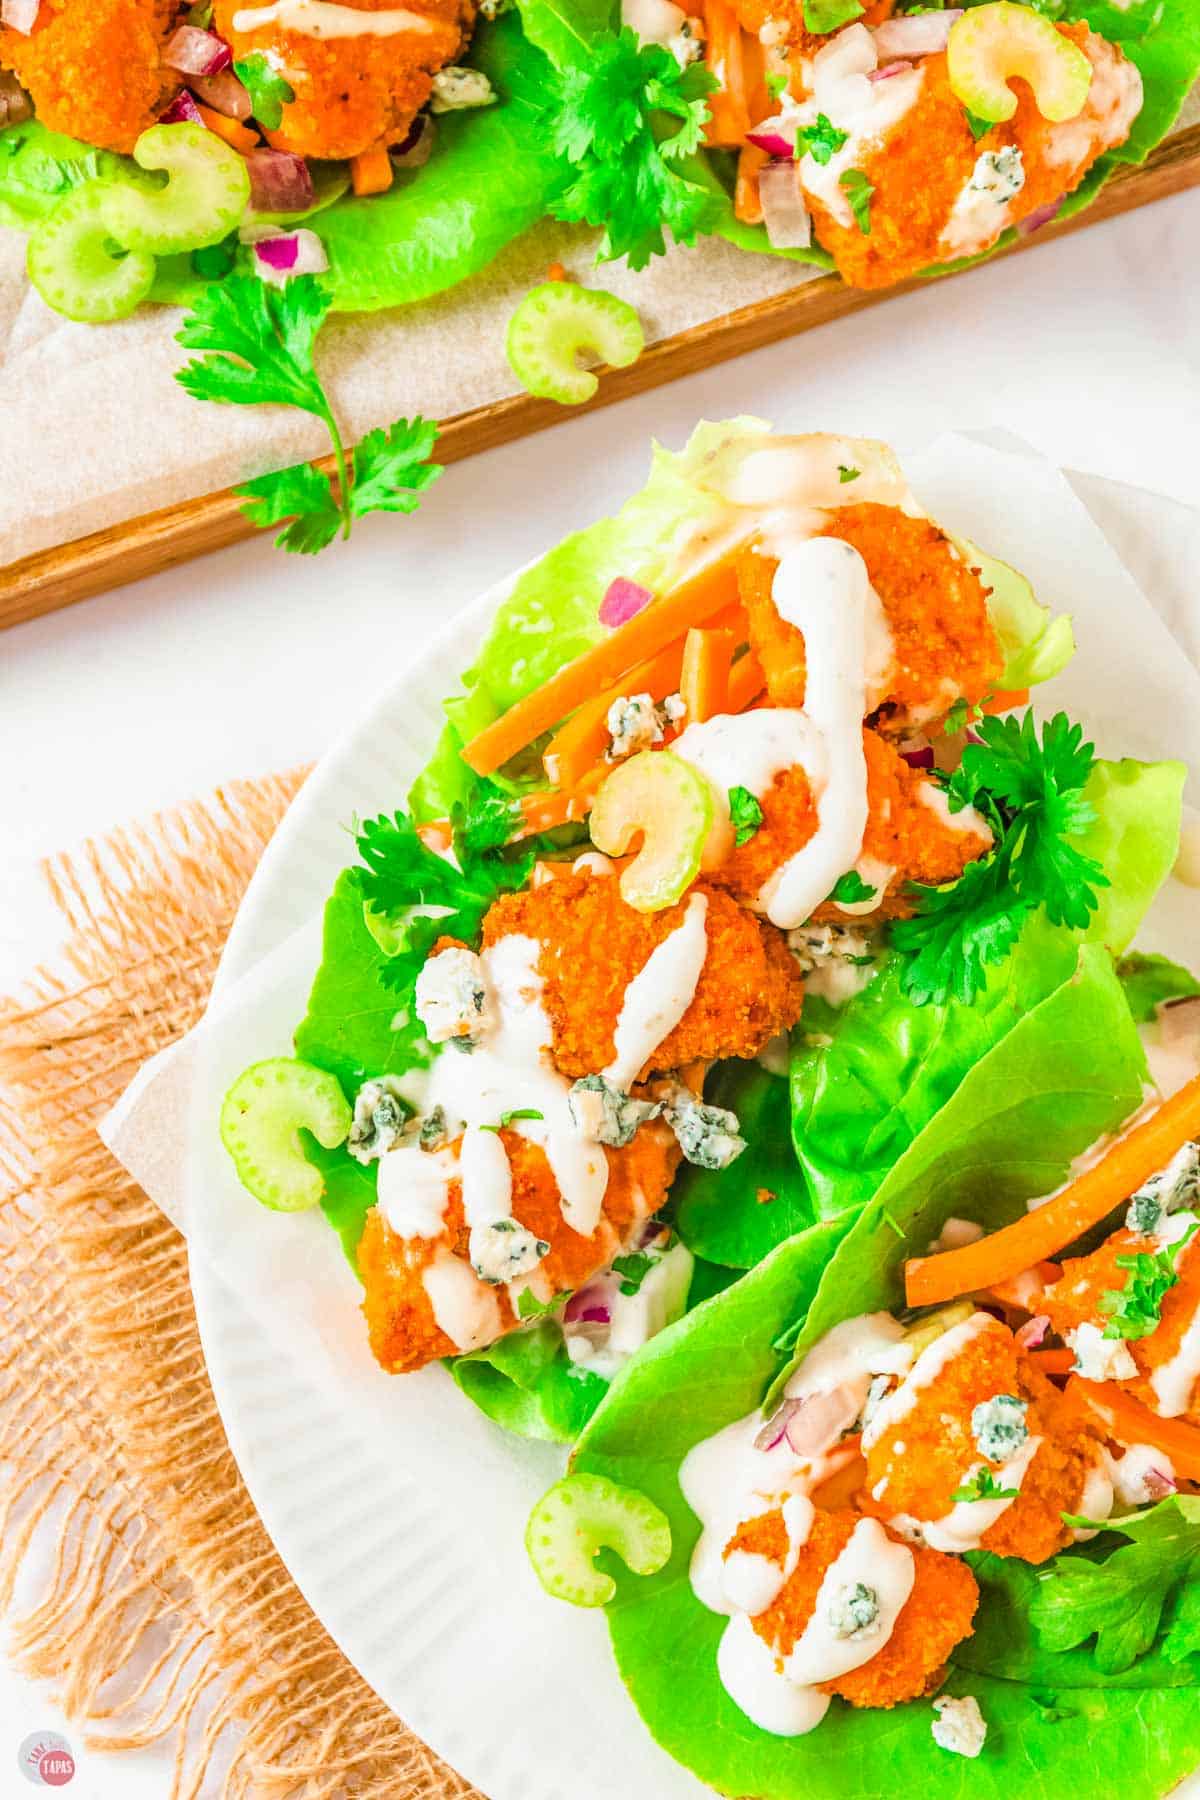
<box><xmin>1</xmin><ymin>187</ymin><xmax>1199</xmax><ymax>1796</ymax></box>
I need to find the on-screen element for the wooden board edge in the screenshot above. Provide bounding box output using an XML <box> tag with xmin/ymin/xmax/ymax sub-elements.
<box><xmin>3</xmin><ymin>121</ymin><xmax>1198</xmax><ymax>634</ymax></box>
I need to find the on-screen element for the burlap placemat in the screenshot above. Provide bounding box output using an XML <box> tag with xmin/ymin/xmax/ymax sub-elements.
<box><xmin>0</xmin><ymin>773</ymin><xmax>481</xmax><ymax>1799</ymax></box>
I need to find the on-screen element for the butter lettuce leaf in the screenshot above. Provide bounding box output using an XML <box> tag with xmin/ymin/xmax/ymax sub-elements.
<box><xmin>1071</xmin><ymin>758</ymin><xmax>1186</xmax><ymax>955</ymax></box>
<box><xmin>1118</xmin><ymin>952</ymin><xmax>1200</xmax><ymax>1024</ymax></box>
<box><xmin>957</xmin><ymin>538</ymin><xmax>1076</xmax><ymax>690</ymax></box>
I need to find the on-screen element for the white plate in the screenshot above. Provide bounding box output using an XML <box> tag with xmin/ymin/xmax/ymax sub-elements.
<box><xmin>189</xmin><ymin>441</ymin><xmax>1200</xmax><ymax>1800</ymax></box>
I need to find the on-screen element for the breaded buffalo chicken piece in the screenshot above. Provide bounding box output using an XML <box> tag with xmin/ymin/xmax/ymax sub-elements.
<box><xmin>792</xmin><ymin>24</ymin><xmax>1141</xmax><ymax>290</ymax></box>
<box><xmin>0</xmin><ymin>0</ymin><xmax>183</xmax><ymax>152</ymax></box>
<box><xmin>726</xmin><ymin>1505</ymin><xmax>978</xmax><ymax>1707</ymax></box>
<box><xmin>480</xmin><ymin>872</ymin><xmax>804</xmax><ymax>1082</ymax></box>
<box><xmin>737</xmin><ymin>510</ymin><xmax>1004</xmax><ymax>729</ymax></box>
<box><xmin>708</xmin><ymin>727</ymin><xmax>991</xmax><ymax>917</ymax></box>
<box><xmin>861</xmin><ymin>1312</ymin><xmax>1107</xmax><ymax>1563</ymax></box>
<box><xmin>360</xmin><ymin>1120</ymin><xmax>678</xmax><ymax>1373</ymax></box>
<box><xmin>212</xmin><ymin>0</ymin><xmax>474</xmax><ymax>161</ymax></box>
<box><xmin>730</xmin><ymin>0</ymin><xmax>897</xmax><ymax>61</ymax></box>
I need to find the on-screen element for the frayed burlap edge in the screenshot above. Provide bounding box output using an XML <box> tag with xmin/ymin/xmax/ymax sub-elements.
<box><xmin>0</xmin><ymin>774</ymin><xmax>482</xmax><ymax>1800</ymax></box>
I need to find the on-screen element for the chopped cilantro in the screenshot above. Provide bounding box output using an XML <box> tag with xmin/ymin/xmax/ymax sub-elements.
<box><xmin>729</xmin><ymin>785</ymin><xmax>764</xmax><ymax>847</ymax></box>
<box><xmin>942</xmin><ymin>696</ymin><xmax>984</xmax><ymax>735</ymax></box>
<box><xmin>766</xmin><ymin>71</ymin><xmax>788</xmax><ymax>100</ymax></box>
<box><xmin>965</xmin><ymin>108</ymin><xmax>993</xmax><ymax>140</ymax></box>
<box><xmin>480</xmin><ymin>1108</ymin><xmax>546</xmax><ymax>1132</ymax></box>
<box><xmin>950</xmin><ymin>1467</ymin><xmax>1019</xmax><ymax>1503</ymax></box>
<box><xmin>612</xmin><ymin>1251</ymin><xmax>654</xmax><ymax>1296</ymax></box>
<box><xmin>1033</xmin><ymin>1496</ymin><xmax>1200</xmax><ymax>1674</ymax></box>
<box><xmin>1100</xmin><ymin>1221</ymin><xmax>1200</xmax><ymax>1341</ymax></box>
<box><xmin>233</xmin><ymin>54</ymin><xmax>295</xmax><ymax>131</ymax></box>
<box><xmin>838</xmin><ymin>464</ymin><xmax>861</xmax><ymax>483</ymax></box>
<box><xmin>804</xmin><ymin>0</ymin><xmax>865</xmax><ymax>30</ymax></box>
<box><xmin>516</xmin><ymin>1287</ymin><xmax>568</xmax><ymax>1321</ymax></box>
<box><xmin>546</xmin><ymin>29</ymin><xmax>719</xmax><ymax>270</ymax></box>
<box><xmin>891</xmin><ymin>710</ymin><xmax>1109</xmax><ymax>1005</ymax></box>
<box><xmin>795</xmin><ymin>113</ymin><xmax>850</xmax><ymax>166</ymax></box>
<box><xmin>839</xmin><ymin>169</ymin><xmax>874</xmax><ymax>235</ymax></box>
<box><xmin>831</xmin><ymin>871</ymin><xmax>877</xmax><ymax>905</ymax></box>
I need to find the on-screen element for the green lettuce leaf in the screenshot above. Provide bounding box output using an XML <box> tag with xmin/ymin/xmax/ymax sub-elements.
<box><xmin>957</xmin><ymin>538</ymin><xmax>1076</xmax><ymax>690</ymax></box>
<box><xmin>1118</xmin><ymin>951</ymin><xmax>1200</xmax><ymax>1024</ymax></box>
<box><xmin>1071</xmin><ymin>758</ymin><xmax>1186</xmax><ymax>954</ymax></box>
<box><xmin>515</xmin><ymin>0</ymin><xmax>618</xmax><ymax>70</ymax></box>
<box><xmin>0</xmin><ymin>121</ymin><xmax>127</xmax><ymax>229</ymax></box>
<box><xmin>294</xmin><ymin>868</ymin><xmax>424</xmax><ymax>1093</ymax></box>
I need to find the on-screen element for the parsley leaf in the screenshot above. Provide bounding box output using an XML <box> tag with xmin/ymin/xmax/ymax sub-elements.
<box><xmin>1100</xmin><ymin>1221</ymin><xmax>1200</xmax><ymax>1341</ymax></box>
<box><xmin>839</xmin><ymin>168</ymin><xmax>874</xmax><ymax>235</ymax></box>
<box><xmin>480</xmin><ymin>1108</ymin><xmax>546</xmax><ymax>1133</ymax></box>
<box><xmin>838</xmin><ymin>464</ymin><xmax>861</xmax><ymax>483</ymax></box>
<box><xmin>796</xmin><ymin>113</ymin><xmax>849</xmax><ymax>166</ymax></box>
<box><xmin>942</xmin><ymin>695</ymin><xmax>983</xmax><ymax>736</ymax></box>
<box><xmin>892</xmin><ymin>710</ymin><xmax>1109</xmax><ymax>1006</ymax></box>
<box><xmin>547</xmin><ymin>29</ymin><xmax>719</xmax><ymax>270</ymax></box>
<box><xmin>729</xmin><ymin>785</ymin><xmax>764</xmax><ymax>847</ymax></box>
<box><xmin>177</xmin><ymin>276</ymin><xmax>442</xmax><ymax>554</ymax></box>
<box><xmin>233</xmin><ymin>54</ymin><xmax>295</xmax><ymax>131</ymax></box>
<box><xmin>1032</xmin><ymin>1497</ymin><xmax>1200</xmax><ymax>1674</ymax></box>
<box><xmin>611</xmin><ymin>1251</ymin><xmax>654</xmax><ymax>1296</ymax></box>
<box><xmin>804</xmin><ymin>0</ymin><xmax>865</xmax><ymax>29</ymax></box>
<box><xmin>516</xmin><ymin>1287</ymin><xmax>568</xmax><ymax>1320</ymax></box>
<box><xmin>951</xmin><ymin>1467</ymin><xmax>1019</xmax><ymax>1503</ymax></box>
<box><xmin>830</xmin><ymin>870</ymin><xmax>877</xmax><ymax>905</ymax></box>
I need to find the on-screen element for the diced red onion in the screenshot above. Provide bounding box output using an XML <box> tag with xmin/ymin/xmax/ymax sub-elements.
<box><xmin>746</xmin><ymin>128</ymin><xmax>794</xmax><ymax>159</ymax></box>
<box><xmin>784</xmin><ymin>1385</ymin><xmax>861</xmax><ymax>1456</ymax></box>
<box><xmin>965</xmin><ymin>727</ymin><xmax>985</xmax><ymax>746</ymax></box>
<box><xmin>392</xmin><ymin>114</ymin><xmax>435</xmax><ymax>168</ymax></box>
<box><xmin>600</xmin><ymin>577</ymin><xmax>654</xmax><ymax>629</ymax></box>
<box><xmin>577</xmin><ymin>1305</ymin><xmax>612</xmax><ymax>1325</ymax></box>
<box><xmin>0</xmin><ymin>71</ymin><xmax>32</xmax><ymax>125</ymax></box>
<box><xmin>759</xmin><ymin>158</ymin><xmax>812</xmax><ymax>251</ymax></box>
<box><xmin>244</xmin><ymin>147</ymin><xmax>315</xmax><ymax>214</ymax></box>
<box><xmin>900</xmin><ymin>744</ymin><xmax>935</xmax><ymax>770</ymax></box>
<box><xmin>755</xmin><ymin>1398</ymin><xmax>801</xmax><ymax>1453</ymax></box>
<box><xmin>0</xmin><ymin>0</ymin><xmax>39</xmax><ymax>34</ymax></box>
<box><xmin>1144</xmin><ymin>1466</ymin><xmax>1178</xmax><ymax>1500</ymax></box>
<box><xmin>192</xmin><ymin>67</ymin><xmax>251</xmax><ymax>120</ymax></box>
<box><xmin>1016</xmin><ymin>1314</ymin><xmax>1051</xmax><ymax>1350</ymax></box>
<box><xmin>164</xmin><ymin>24</ymin><xmax>232</xmax><ymax>76</ymax></box>
<box><xmin>252</xmin><ymin>228</ymin><xmax>328</xmax><ymax>285</ymax></box>
<box><xmin>565</xmin><ymin>1279</ymin><xmax>616</xmax><ymax>1325</ymax></box>
<box><xmin>871</xmin><ymin>10</ymin><xmax>959</xmax><ymax>56</ymax></box>
<box><xmin>160</xmin><ymin>89</ymin><xmax>205</xmax><ymax>126</ymax></box>
<box><xmin>868</xmin><ymin>58</ymin><xmax>913</xmax><ymax>82</ymax></box>
<box><xmin>1017</xmin><ymin>198</ymin><xmax>1062</xmax><ymax>237</ymax></box>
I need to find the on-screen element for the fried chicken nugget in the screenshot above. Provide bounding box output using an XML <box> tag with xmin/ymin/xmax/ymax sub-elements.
<box><xmin>360</xmin><ymin>1121</ymin><xmax>678</xmax><ymax>1373</ymax></box>
<box><xmin>863</xmin><ymin>1313</ymin><xmax>1104</xmax><ymax>1563</ymax></box>
<box><xmin>0</xmin><ymin>0</ymin><xmax>182</xmax><ymax>153</ymax></box>
<box><xmin>737</xmin><ymin>508</ymin><xmax>1004</xmax><ymax>726</ymax></box>
<box><xmin>480</xmin><ymin>872</ymin><xmax>804</xmax><ymax>1082</ymax></box>
<box><xmin>211</xmin><ymin>0</ymin><xmax>472</xmax><ymax>161</ymax></box>
<box><xmin>728</xmin><ymin>1506</ymin><xmax>979</xmax><ymax>1707</ymax></box>
<box><xmin>729</xmin><ymin>0</ymin><xmax>897</xmax><ymax>62</ymax></box>
<box><xmin>709</xmin><ymin>728</ymin><xmax>991</xmax><ymax>917</ymax></box>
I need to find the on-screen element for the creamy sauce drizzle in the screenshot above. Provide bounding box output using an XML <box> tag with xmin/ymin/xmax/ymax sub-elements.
<box><xmin>861</xmin><ymin>1313</ymin><xmax>995</xmax><ymax>1451</ymax></box>
<box><xmin>605</xmin><ymin>893</ymin><xmax>708</xmax><ymax>1087</ymax></box>
<box><xmin>783</xmin><ymin>1519</ymin><xmax>913</xmax><ymax>1683</ymax></box>
<box><xmin>917</xmin><ymin>779</ymin><xmax>993</xmax><ymax>844</ymax></box>
<box><xmin>231</xmin><ymin>0</ymin><xmax>438</xmax><ymax>37</ymax></box>
<box><xmin>791</xmin><ymin>26</ymin><xmax>924</xmax><ymax>229</ymax></box>
<box><xmin>422</xmin><ymin>1248</ymin><xmax>502</xmax><ymax>1351</ymax></box>
<box><xmin>1150</xmin><ymin>1297</ymin><xmax>1200</xmax><ymax>1418</ymax></box>
<box><xmin>919</xmin><ymin>1435</ymin><xmax>1042</xmax><ymax>1553</ymax></box>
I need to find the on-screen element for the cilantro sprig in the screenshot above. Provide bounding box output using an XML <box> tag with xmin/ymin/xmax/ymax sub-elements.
<box><xmin>1100</xmin><ymin>1222</ymin><xmax>1200</xmax><ymax>1341</ymax></box>
<box><xmin>233</xmin><ymin>54</ymin><xmax>295</xmax><ymax>131</ymax></box>
<box><xmin>795</xmin><ymin>113</ymin><xmax>849</xmax><ymax>166</ymax></box>
<box><xmin>1035</xmin><ymin>1497</ymin><xmax>1200</xmax><ymax>1674</ymax></box>
<box><xmin>611</xmin><ymin>1251</ymin><xmax>654</xmax><ymax>1296</ymax></box>
<box><xmin>547</xmin><ymin>29</ymin><xmax>719</xmax><ymax>270</ymax></box>
<box><xmin>830</xmin><ymin>871</ymin><xmax>877</xmax><ymax>905</ymax></box>
<box><xmin>891</xmin><ymin>710</ymin><xmax>1110</xmax><ymax>1006</ymax></box>
<box><xmin>176</xmin><ymin>276</ymin><xmax>443</xmax><ymax>553</ymax></box>
<box><xmin>729</xmin><ymin>786</ymin><xmax>763</xmax><ymax>847</ymax></box>
<box><xmin>951</xmin><ymin>1467</ymin><xmax>1019</xmax><ymax>1504</ymax></box>
<box><xmin>839</xmin><ymin>169</ymin><xmax>874</xmax><ymax>235</ymax></box>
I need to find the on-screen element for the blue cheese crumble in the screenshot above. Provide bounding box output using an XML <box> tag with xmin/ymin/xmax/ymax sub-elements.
<box><xmin>413</xmin><ymin>946</ymin><xmax>493</xmax><ymax>1051</ymax></box>
<box><xmin>970</xmin><ymin>1393</ymin><xmax>1028</xmax><ymax>1463</ymax></box>
<box><xmin>469</xmin><ymin>1218</ymin><xmax>548</xmax><ymax>1286</ymax></box>
<box><xmin>430</xmin><ymin>67</ymin><xmax>497</xmax><ymax>112</ymax></box>
<box><xmin>348</xmin><ymin>1077</ymin><xmax>411</xmax><ymax>1164</ymax></box>
<box><xmin>655</xmin><ymin>1082</ymin><xmax>746</xmax><ymax>1170</ymax></box>
<box><xmin>827</xmin><ymin>1581</ymin><xmax>881</xmax><ymax>1640</ymax></box>
<box><xmin>931</xmin><ymin>1694</ymin><xmax>987</xmax><ymax>1758</ymax></box>
<box><xmin>969</xmin><ymin>147</ymin><xmax>1025</xmax><ymax>203</ymax></box>
<box><xmin>1126</xmin><ymin>1141</ymin><xmax>1200</xmax><ymax>1237</ymax></box>
<box><xmin>569</xmin><ymin>1074</ymin><xmax>662</xmax><ymax>1147</ymax></box>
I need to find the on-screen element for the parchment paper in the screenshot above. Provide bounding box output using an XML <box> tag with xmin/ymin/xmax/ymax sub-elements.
<box><xmin>3</xmin><ymin>86</ymin><xmax>1197</xmax><ymax>569</ymax></box>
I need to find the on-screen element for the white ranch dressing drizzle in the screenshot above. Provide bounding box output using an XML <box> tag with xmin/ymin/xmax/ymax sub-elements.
<box><xmin>832</xmin><ymin>852</ymin><xmax>894</xmax><ymax>917</ymax></box>
<box><xmin>755</xmin><ymin>541</ymin><xmax>873</xmax><ymax>929</ymax></box>
<box><xmin>376</xmin><ymin>1144</ymin><xmax>457</xmax><ymax>1238</ymax></box>
<box><xmin>786</xmin><ymin>1311</ymin><xmax>913</xmax><ymax>1400</ymax></box>
<box><xmin>232</xmin><ymin>0</ymin><xmax>438</xmax><ymax>35</ymax></box>
<box><xmin>724</xmin><ymin>1493</ymin><xmax>816</xmax><ymax>1616</ymax></box>
<box><xmin>604</xmin><ymin>892</ymin><xmax>709</xmax><ymax>1087</ymax></box>
<box><xmin>937</xmin><ymin>149</ymin><xmax>1026</xmax><ymax>260</ymax></box>
<box><xmin>717</xmin><ymin>1614</ymin><xmax>831</xmax><ymax>1736</ymax></box>
<box><xmin>861</xmin><ymin>1312</ymin><xmax>996</xmax><ymax>1450</ymax></box>
<box><xmin>1071</xmin><ymin>1453</ymin><xmax>1116</xmax><ymax>1542</ymax></box>
<box><xmin>422</xmin><ymin>1248</ymin><xmax>502</xmax><ymax>1351</ymax></box>
<box><xmin>790</xmin><ymin>26</ymin><xmax>923</xmax><ymax>229</ymax></box>
<box><xmin>783</xmin><ymin>1518</ymin><xmax>914</xmax><ymax>1684</ymax></box>
<box><xmin>917</xmin><ymin>1434</ymin><xmax>1042</xmax><ymax>1553</ymax></box>
<box><xmin>673</xmin><ymin>708</ymin><xmax>826</xmax><ymax>805</ymax></box>
<box><xmin>1150</xmin><ymin>1289</ymin><xmax>1200</xmax><ymax>1418</ymax></box>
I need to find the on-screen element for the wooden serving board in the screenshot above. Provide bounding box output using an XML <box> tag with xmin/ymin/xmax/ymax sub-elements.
<box><xmin>3</xmin><ymin>119</ymin><xmax>1198</xmax><ymax>635</ymax></box>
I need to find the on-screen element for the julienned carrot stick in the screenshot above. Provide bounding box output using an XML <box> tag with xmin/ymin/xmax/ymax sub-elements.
<box><xmin>462</xmin><ymin>555</ymin><xmax>743</xmax><ymax>778</ymax></box>
<box><xmin>1067</xmin><ymin>1377</ymin><xmax>1200</xmax><ymax>1481</ymax></box>
<box><xmin>1028</xmin><ymin>1348</ymin><xmax>1074</xmax><ymax>1377</ymax></box>
<box><xmin>905</xmin><ymin>1073</ymin><xmax>1200</xmax><ymax>1309</ymax></box>
<box><xmin>982</xmin><ymin>687</ymin><xmax>1029</xmax><ymax>715</ymax></box>
<box><xmin>680</xmin><ymin>627</ymin><xmax>735</xmax><ymax>726</ymax></box>
<box><xmin>727</xmin><ymin>649</ymin><xmax>766</xmax><ymax>711</ymax></box>
<box><xmin>544</xmin><ymin>641</ymin><xmax>687</xmax><ymax>790</ymax></box>
<box><xmin>702</xmin><ymin>0</ymin><xmax>751</xmax><ymax>146</ymax></box>
<box><xmin>735</xmin><ymin>145</ymin><xmax>767</xmax><ymax>225</ymax></box>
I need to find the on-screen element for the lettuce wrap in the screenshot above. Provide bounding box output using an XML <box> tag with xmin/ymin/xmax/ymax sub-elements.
<box><xmin>568</xmin><ymin>944</ymin><xmax>1200</xmax><ymax>1799</ymax></box>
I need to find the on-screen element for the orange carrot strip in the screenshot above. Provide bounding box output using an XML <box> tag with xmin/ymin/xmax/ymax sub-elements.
<box><xmin>463</xmin><ymin>555</ymin><xmax>743</xmax><ymax>778</ymax></box>
<box><xmin>905</xmin><ymin>1075</ymin><xmax>1200</xmax><ymax>1309</ymax></box>
<box><xmin>1028</xmin><ymin>1348</ymin><xmax>1074</xmax><ymax>1377</ymax></box>
<box><xmin>680</xmin><ymin>627</ymin><xmax>735</xmax><ymax>726</ymax></box>
<box><xmin>735</xmin><ymin>144</ymin><xmax>767</xmax><ymax>225</ymax></box>
<box><xmin>727</xmin><ymin>649</ymin><xmax>766</xmax><ymax>712</ymax></box>
<box><xmin>544</xmin><ymin>642</ymin><xmax>687</xmax><ymax>790</ymax></box>
<box><xmin>982</xmin><ymin>687</ymin><xmax>1030</xmax><ymax>714</ymax></box>
<box><xmin>702</xmin><ymin>0</ymin><xmax>751</xmax><ymax>146</ymax></box>
<box><xmin>517</xmin><ymin>765</ymin><xmax>607</xmax><ymax>837</ymax></box>
<box><xmin>195</xmin><ymin>104</ymin><xmax>260</xmax><ymax>152</ymax></box>
<box><xmin>351</xmin><ymin>142</ymin><xmax>394</xmax><ymax>197</ymax></box>
<box><xmin>1068</xmin><ymin>1377</ymin><xmax>1200</xmax><ymax>1482</ymax></box>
